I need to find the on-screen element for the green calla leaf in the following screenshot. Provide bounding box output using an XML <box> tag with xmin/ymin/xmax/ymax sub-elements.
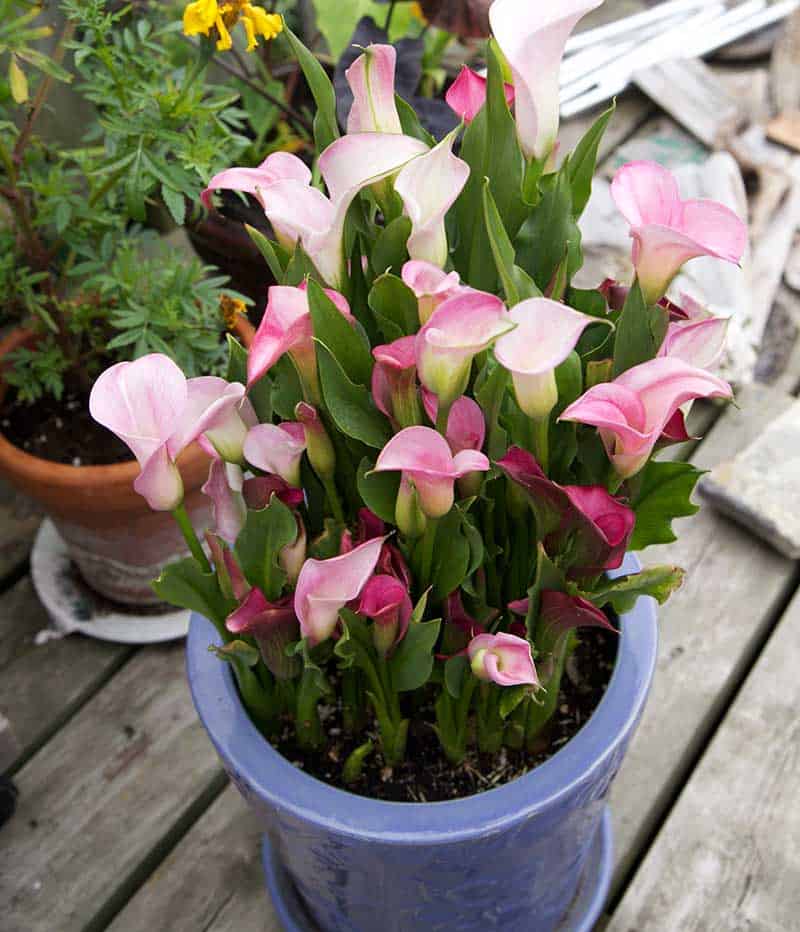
<box><xmin>235</xmin><ymin>496</ymin><xmax>298</xmax><ymax>601</ymax></box>
<box><xmin>245</xmin><ymin>224</ymin><xmax>285</xmax><ymax>282</ymax></box>
<box><xmin>567</xmin><ymin>101</ymin><xmax>616</xmax><ymax>217</ymax></box>
<box><xmin>431</xmin><ymin>510</ymin><xmax>472</xmax><ymax>600</ymax></box>
<box><xmin>283</xmin><ymin>25</ymin><xmax>339</xmax><ymax>151</ymax></box>
<box><xmin>629</xmin><ymin>460</ymin><xmax>705</xmax><ymax>551</ymax></box>
<box><xmin>371</xmin><ymin>216</ymin><xmax>412</xmax><ymax>279</ymax></box>
<box><xmin>368</xmin><ymin>273</ymin><xmax>419</xmax><ymax>338</ymax></box>
<box><xmin>307</xmin><ymin>278</ymin><xmax>373</xmax><ymax>385</ymax></box>
<box><xmin>357</xmin><ymin>457</ymin><xmax>400</xmax><ymax>523</ymax></box>
<box><xmin>151</xmin><ymin>558</ymin><xmax>234</xmax><ymax>632</ymax></box>
<box><xmin>389</xmin><ymin>617</ymin><xmax>442</xmax><ymax>692</ymax></box>
<box><xmin>482</xmin><ymin>179</ymin><xmax>541</xmax><ymax>306</ymax></box>
<box><xmin>270</xmin><ymin>354</ymin><xmax>304</xmax><ymax>420</ymax></box>
<box><xmin>585</xmin><ymin>565</ymin><xmax>686</xmax><ymax>614</ymax></box>
<box><xmin>444</xmin><ymin>654</ymin><xmax>469</xmax><ymax>699</ymax></box>
<box><xmin>613</xmin><ymin>280</ymin><xmax>659</xmax><ymax>376</ymax></box>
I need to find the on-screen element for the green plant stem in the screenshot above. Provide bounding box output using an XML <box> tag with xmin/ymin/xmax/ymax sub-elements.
<box><xmin>322</xmin><ymin>475</ymin><xmax>345</xmax><ymax>524</ymax></box>
<box><xmin>416</xmin><ymin>517</ymin><xmax>439</xmax><ymax>590</ymax></box>
<box><xmin>296</xmin><ymin>668</ymin><xmax>324</xmax><ymax>749</ymax></box>
<box><xmin>531</xmin><ymin>416</ymin><xmax>549</xmax><ymax>474</ymax></box>
<box><xmin>172</xmin><ymin>503</ymin><xmax>211</xmax><ymax>572</ymax></box>
<box><xmin>435</xmin><ymin>400</ymin><xmax>452</xmax><ymax>436</ymax></box>
<box><xmin>385</xmin><ymin>0</ymin><xmax>398</xmax><ymax>32</ymax></box>
<box><xmin>607</xmin><ymin>466</ymin><xmax>625</xmax><ymax>496</ymax></box>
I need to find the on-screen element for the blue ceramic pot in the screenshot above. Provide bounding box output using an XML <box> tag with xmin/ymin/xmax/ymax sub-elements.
<box><xmin>187</xmin><ymin>554</ymin><xmax>657</xmax><ymax>932</ymax></box>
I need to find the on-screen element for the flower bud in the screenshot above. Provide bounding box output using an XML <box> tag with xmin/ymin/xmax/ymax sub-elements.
<box><xmin>295</xmin><ymin>402</ymin><xmax>336</xmax><ymax>481</ymax></box>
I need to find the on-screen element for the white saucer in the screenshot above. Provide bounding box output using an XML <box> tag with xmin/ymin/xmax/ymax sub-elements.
<box><xmin>31</xmin><ymin>519</ymin><xmax>189</xmax><ymax>644</ymax></box>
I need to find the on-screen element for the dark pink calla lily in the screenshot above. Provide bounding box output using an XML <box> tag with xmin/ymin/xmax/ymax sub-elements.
<box><xmin>241</xmin><ymin>475</ymin><xmax>305</xmax><ymax>510</ymax></box>
<box><xmin>226</xmin><ymin>589</ymin><xmax>301</xmax><ymax>680</ymax></box>
<box><xmin>560</xmin><ymin>357</ymin><xmax>733</xmax><ymax>478</ymax></box>
<box><xmin>445</xmin><ymin>66</ymin><xmax>515</xmax><ymax>124</ymax></box>
<box><xmin>497</xmin><ymin>446</ymin><xmax>635</xmax><ymax>576</ymax></box>
<box><xmin>468</xmin><ymin>632</ymin><xmax>538</xmax><ymax>687</ymax></box>
<box><xmin>358</xmin><ymin>574</ymin><xmax>413</xmax><ymax>656</ymax></box>
<box><xmin>611</xmin><ymin>160</ymin><xmax>747</xmax><ymax>305</ymax></box>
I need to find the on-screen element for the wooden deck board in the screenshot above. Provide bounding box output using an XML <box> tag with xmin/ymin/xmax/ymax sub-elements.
<box><xmin>0</xmin><ymin>644</ymin><xmax>224</xmax><ymax>932</ymax></box>
<box><xmin>0</xmin><ymin>480</ymin><xmax>41</xmax><ymax>585</ymax></box>
<box><xmin>608</xmin><ymin>382</ymin><xmax>799</xmax><ymax>899</ymax></box>
<box><xmin>0</xmin><ymin>576</ymin><xmax>132</xmax><ymax>773</ymax></box>
<box><xmin>607</xmin><ymin>587</ymin><xmax>800</xmax><ymax>932</ymax></box>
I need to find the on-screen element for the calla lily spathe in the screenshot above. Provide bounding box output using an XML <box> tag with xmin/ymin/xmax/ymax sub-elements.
<box><xmin>494</xmin><ymin>298</ymin><xmax>601</xmax><ymax>419</ymax></box>
<box><xmin>357</xmin><ymin>574</ymin><xmax>413</xmax><ymax>656</ymax></box>
<box><xmin>415</xmin><ymin>290</ymin><xmax>514</xmax><ymax>405</ymax></box>
<box><xmin>201</xmin><ymin>151</ymin><xmax>311</xmax><ymax>212</ymax></box>
<box><xmin>371</xmin><ymin>336</ymin><xmax>420</xmax><ymax>429</ymax></box>
<box><xmin>345</xmin><ymin>44</ymin><xmax>403</xmax><ymax>135</ymax></box>
<box><xmin>202</xmin><ymin>460</ymin><xmax>246</xmax><ymax>544</ymax></box>
<box><xmin>659</xmin><ymin>314</ymin><xmax>729</xmax><ymax>371</ymax></box>
<box><xmin>611</xmin><ymin>160</ymin><xmax>748</xmax><ymax>305</ymax></box>
<box><xmin>445</xmin><ymin>65</ymin><xmax>515</xmax><ymax>124</ymax></box>
<box><xmin>468</xmin><ymin>632</ymin><xmax>538</xmax><ymax>687</ymax></box>
<box><xmin>89</xmin><ymin>355</ymin><xmax>252</xmax><ymax>510</ymax></box>
<box><xmin>226</xmin><ymin>588</ymin><xmax>301</xmax><ymax>679</ymax></box>
<box><xmin>401</xmin><ymin>260</ymin><xmax>465</xmax><ymax>325</ymax></box>
<box><xmin>243</xmin><ymin>422</ymin><xmax>306</xmax><ymax>487</ymax></box>
<box><xmin>422</xmin><ymin>391</ymin><xmax>485</xmax><ymax>456</ymax></box>
<box><xmin>489</xmin><ymin>0</ymin><xmax>603</xmax><ymax>160</ymax></box>
<box><xmin>394</xmin><ymin>129</ymin><xmax>470</xmax><ymax>267</ymax></box>
<box><xmin>560</xmin><ymin>356</ymin><xmax>733</xmax><ymax>478</ymax></box>
<box><xmin>374</xmin><ymin>426</ymin><xmax>489</xmax><ymax>519</ymax></box>
<box><xmin>294</xmin><ymin>536</ymin><xmax>387</xmax><ymax>645</ymax></box>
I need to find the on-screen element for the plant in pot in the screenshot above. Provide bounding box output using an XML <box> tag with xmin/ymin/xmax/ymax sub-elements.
<box><xmin>89</xmin><ymin>0</ymin><xmax>747</xmax><ymax>927</ymax></box>
<box><xmin>0</xmin><ymin>0</ymin><xmax>255</xmax><ymax>606</ymax></box>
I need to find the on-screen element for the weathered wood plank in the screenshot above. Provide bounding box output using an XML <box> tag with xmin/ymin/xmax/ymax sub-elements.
<box><xmin>0</xmin><ymin>479</ymin><xmax>41</xmax><ymax>586</ymax></box>
<box><xmin>609</xmin><ymin>382</ymin><xmax>798</xmax><ymax>898</ymax></box>
<box><xmin>0</xmin><ymin>577</ymin><xmax>132</xmax><ymax>773</ymax></box>
<box><xmin>607</xmin><ymin>583</ymin><xmax>800</xmax><ymax>932</ymax></box>
<box><xmin>0</xmin><ymin>644</ymin><xmax>224</xmax><ymax>932</ymax></box>
<box><xmin>107</xmin><ymin>784</ymin><xmax>281</xmax><ymax>932</ymax></box>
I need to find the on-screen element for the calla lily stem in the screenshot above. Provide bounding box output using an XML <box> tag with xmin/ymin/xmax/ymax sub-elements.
<box><xmin>172</xmin><ymin>503</ymin><xmax>211</xmax><ymax>573</ymax></box>
<box><xmin>531</xmin><ymin>416</ymin><xmax>549</xmax><ymax>475</ymax></box>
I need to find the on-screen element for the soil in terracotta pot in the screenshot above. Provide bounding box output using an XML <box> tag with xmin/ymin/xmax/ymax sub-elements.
<box><xmin>1</xmin><ymin>387</ymin><xmax>130</xmax><ymax>465</ymax></box>
<box><xmin>273</xmin><ymin>628</ymin><xmax>617</xmax><ymax>802</ymax></box>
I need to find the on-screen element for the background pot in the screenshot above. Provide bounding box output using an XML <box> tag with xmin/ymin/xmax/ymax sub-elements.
<box><xmin>0</xmin><ymin>321</ymin><xmax>254</xmax><ymax>606</ymax></box>
<box><xmin>187</xmin><ymin>555</ymin><xmax>658</xmax><ymax>932</ymax></box>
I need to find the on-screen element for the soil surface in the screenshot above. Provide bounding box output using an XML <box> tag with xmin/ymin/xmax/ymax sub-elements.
<box><xmin>272</xmin><ymin>628</ymin><xmax>618</xmax><ymax>802</ymax></box>
<box><xmin>1</xmin><ymin>388</ymin><xmax>130</xmax><ymax>465</ymax></box>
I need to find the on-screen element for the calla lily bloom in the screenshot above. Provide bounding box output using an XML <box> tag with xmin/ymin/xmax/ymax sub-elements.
<box><xmin>539</xmin><ymin>591</ymin><xmax>617</xmax><ymax>652</ymax></box>
<box><xmin>343</xmin><ymin>509</ymin><xmax>412</xmax><ymax>589</ymax></box>
<box><xmin>294</xmin><ymin>536</ymin><xmax>387</xmax><ymax>646</ymax></box>
<box><xmin>560</xmin><ymin>357</ymin><xmax>733</xmax><ymax>478</ymax></box>
<box><xmin>263</xmin><ymin>133</ymin><xmax>428</xmax><ymax>287</ymax></box>
<box><xmin>247</xmin><ymin>283</ymin><xmax>352</xmax><ymax>395</ymax></box>
<box><xmin>468</xmin><ymin>632</ymin><xmax>538</xmax><ymax>687</ymax></box>
<box><xmin>242</xmin><ymin>474</ymin><xmax>305</xmax><ymax>510</ymax></box>
<box><xmin>346</xmin><ymin>44</ymin><xmax>403</xmax><ymax>135</ymax></box>
<box><xmin>357</xmin><ymin>574</ymin><xmax>413</xmax><ymax>656</ymax></box>
<box><xmin>201</xmin><ymin>151</ymin><xmax>311</xmax><ymax>213</ymax></box>
<box><xmin>295</xmin><ymin>402</ymin><xmax>336</xmax><ymax>481</ymax></box>
<box><xmin>440</xmin><ymin>591</ymin><xmax>487</xmax><ymax>658</ymax></box>
<box><xmin>659</xmin><ymin>315</ymin><xmax>729</xmax><ymax>371</ymax></box>
<box><xmin>489</xmin><ymin>0</ymin><xmax>603</xmax><ymax>159</ymax></box>
<box><xmin>401</xmin><ymin>260</ymin><xmax>465</xmax><ymax>325</ymax></box>
<box><xmin>243</xmin><ymin>422</ymin><xmax>306</xmax><ymax>487</ymax></box>
<box><xmin>202</xmin><ymin>460</ymin><xmax>246</xmax><ymax>544</ymax></box>
<box><xmin>371</xmin><ymin>336</ymin><xmax>421</xmax><ymax>428</ymax></box>
<box><xmin>374</xmin><ymin>426</ymin><xmax>490</xmax><ymax>519</ymax></box>
<box><xmin>394</xmin><ymin>129</ymin><xmax>470</xmax><ymax>267</ymax></box>
<box><xmin>445</xmin><ymin>66</ymin><xmax>515</xmax><ymax>124</ymax></box>
<box><xmin>226</xmin><ymin>589</ymin><xmax>301</xmax><ymax>679</ymax></box>
<box><xmin>422</xmin><ymin>391</ymin><xmax>485</xmax><ymax>456</ymax></box>
<box><xmin>494</xmin><ymin>298</ymin><xmax>602</xmax><ymax>419</ymax></box>
<box><xmin>611</xmin><ymin>160</ymin><xmax>748</xmax><ymax>305</ymax></box>
<box><xmin>280</xmin><ymin>516</ymin><xmax>307</xmax><ymax>586</ymax></box>
<box><xmin>90</xmin><ymin>355</ymin><xmax>251</xmax><ymax>510</ymax></box>
<box><xmin>415</xmin><ymin>290</ymin><xmax>514</xmax><ymax>406</ymax></box>
<box><xmin>497</xmin><ymin>446</ymin><xmax>636</xmax><ymax>576</ymax></box>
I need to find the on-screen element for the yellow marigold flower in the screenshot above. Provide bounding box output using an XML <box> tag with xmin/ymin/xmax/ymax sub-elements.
<box><xmin>410</xmin><ymin>2</ymin><xmax>427</xmax><ymax>24</ymax></box>
<box><xmin>219</xmin><ymin>294</ymin><xmax>248</xmax><ymax>330</ymax></box>
<box><xmin>183</xmin><ymin>0</ymin><xmax>282</xmax><ymax>53</ymax></box>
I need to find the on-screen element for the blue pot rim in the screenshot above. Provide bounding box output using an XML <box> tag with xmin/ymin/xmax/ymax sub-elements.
<box><xmin>187</xmin><ymin>553</ymin><xmax>658</xmax><ymax>845</ymax></box>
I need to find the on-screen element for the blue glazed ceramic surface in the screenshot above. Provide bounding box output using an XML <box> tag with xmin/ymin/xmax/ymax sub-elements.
<box><xmin>187</xmin><ymin>554</ymin><xmax>658</xmax><ymax>932</ymax></box>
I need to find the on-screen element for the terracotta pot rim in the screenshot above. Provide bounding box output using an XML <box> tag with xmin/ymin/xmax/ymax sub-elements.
<box><xmin>0</xmin><ymin>317</ymin><xmax>256</xmax><ymax>485</ymax></box>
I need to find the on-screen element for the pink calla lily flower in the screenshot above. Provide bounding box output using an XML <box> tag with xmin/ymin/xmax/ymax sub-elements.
<box><xmin>658</xmin><ymin>315</ymin><xmax>729</xmax><ymax>371</ymax></box>
<box><xmin>401</xmin><ymin>260</ymin><xmax>465</xmax><ymax>325</ymax></box>
<box><xmin>394</xmin><ymin>129</ymin><xmax>470</xmax><ymax>267</ymax></box>
<box><xmin>371</xmin><ymin>335</ymin><xmax>420</xmax><ymax>428</ymax></box>
<box><xmin>539</xmin><ymin>591</ymin><xmax>618</xmax><ymax>649</ymax></box>
<box><xmin>494</xmin><ymin>298</ymin><xmax>602</xmax><ymax>419</ymax></box>
<box><xmin>560</xmin><ymin>357</ymin><xmax>733</xmax><ymax>478</ymax></box>
<box><xmin>90</xmin><ymin>355</ymin><xmax>252</xmax><ymax>510</ymax></box>
<box><xmin>243</xmin><ymin>422</ymin><xmax>307</xmax><ymax>487</ymax></box>
<box><xmin>489</xmin><ymin>0</ymin><xmax>603</xmax><ymax>159</ymax></box>
<box><xmin>227</xmin><ymin>589</ymin><xmax>301</xmax><ymax>680</ymax></box>
<box><xmin>468</xmin><ymin>632</ymin><xmax>538</xmax><ymax>687</ymax></box>
<box><xmin>497</xmin><ymin>446</ymin><xmax>635</xmax><ymax>576</ymax></box>
<box><xmin>445</xmin><ymin>66</ymin><xmax>515</xmax><ymax>124</ymax></box>
<box><xmin>248</xmin><ymin>283</ymin><xmax>352</xmax><ymax>394</ymax></box>
<box><xmin>611</xmin><ymin>160</ymin><xmax>748</xmax><ymax>305</ymax></box>
<box><xmin>202</xmin><ymin>460</ymin><xmax>246</xmax><ymax>544</ymax></box>
<box><xmin>346</xmin><ymin>44</ymin><xmax>402</xmax><ymax>135</ymax></box>
<box><xmin>415</xmin><ymin>290</ymin><xmax>514</xmax><ymax>405</ymax></box>
<box><xmin>201</xmin><ymin>151</ymin><xmax>311</xmax><ymax>214</ymax></box>
<box><xmin>357</xmin><ymin>574</ymin><xmax>413</xmax><ymax>656</ymax></box>
<box><xmin>294</xmin><ymin>536</ymin><xmax>388</xmax><ymax>646</ymax></box>
<box><xmin>242</xmin><ymin>474</ymin><xmax>305</xmax><ymax>511</ymax></box>
<box><xmin>422</xmin><ymin>391</ymin><xmax>485</xmax><ymax>456</ymax></box>
<box><xmin>374</xmin><ymin>426</ymin><xmax>490</xmax><ymax>519</ymax></box>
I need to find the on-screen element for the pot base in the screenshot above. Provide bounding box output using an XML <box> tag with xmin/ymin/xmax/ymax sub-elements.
<box><xmin>31</xmin><ymin>519</ymin><xmax>190</xmax><ymax>644</ymax></box>
<box><xmin>261</xmin><ymin>807</ymin><xmax>613</xmax><ymax>932</ymax></box>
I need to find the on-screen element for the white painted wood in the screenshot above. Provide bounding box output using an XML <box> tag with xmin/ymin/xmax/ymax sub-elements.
<box><xmin>610</xmin><ymin>382</ymin><xmax>798</xmax><ymax>897</ymax></box>
<box><xmin>608</xmin><ymin>582</ymin><xmax>800</xmax><ymax>932</ymax></box>
<box><xmin>0</xmin><ymin>644</ymin><xmax>223</xmax><ymax>932</ymax></box>
<box><xmin>107</xmin><ymin>785</ymin><xmax>281</xmax><ymax>932</ymax></box>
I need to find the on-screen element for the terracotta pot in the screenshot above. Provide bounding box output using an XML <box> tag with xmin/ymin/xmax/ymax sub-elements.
<box><xmin>0</xmin><ymin>320</ymin><xmax>255</xmax><ymax>606</ymax></box>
